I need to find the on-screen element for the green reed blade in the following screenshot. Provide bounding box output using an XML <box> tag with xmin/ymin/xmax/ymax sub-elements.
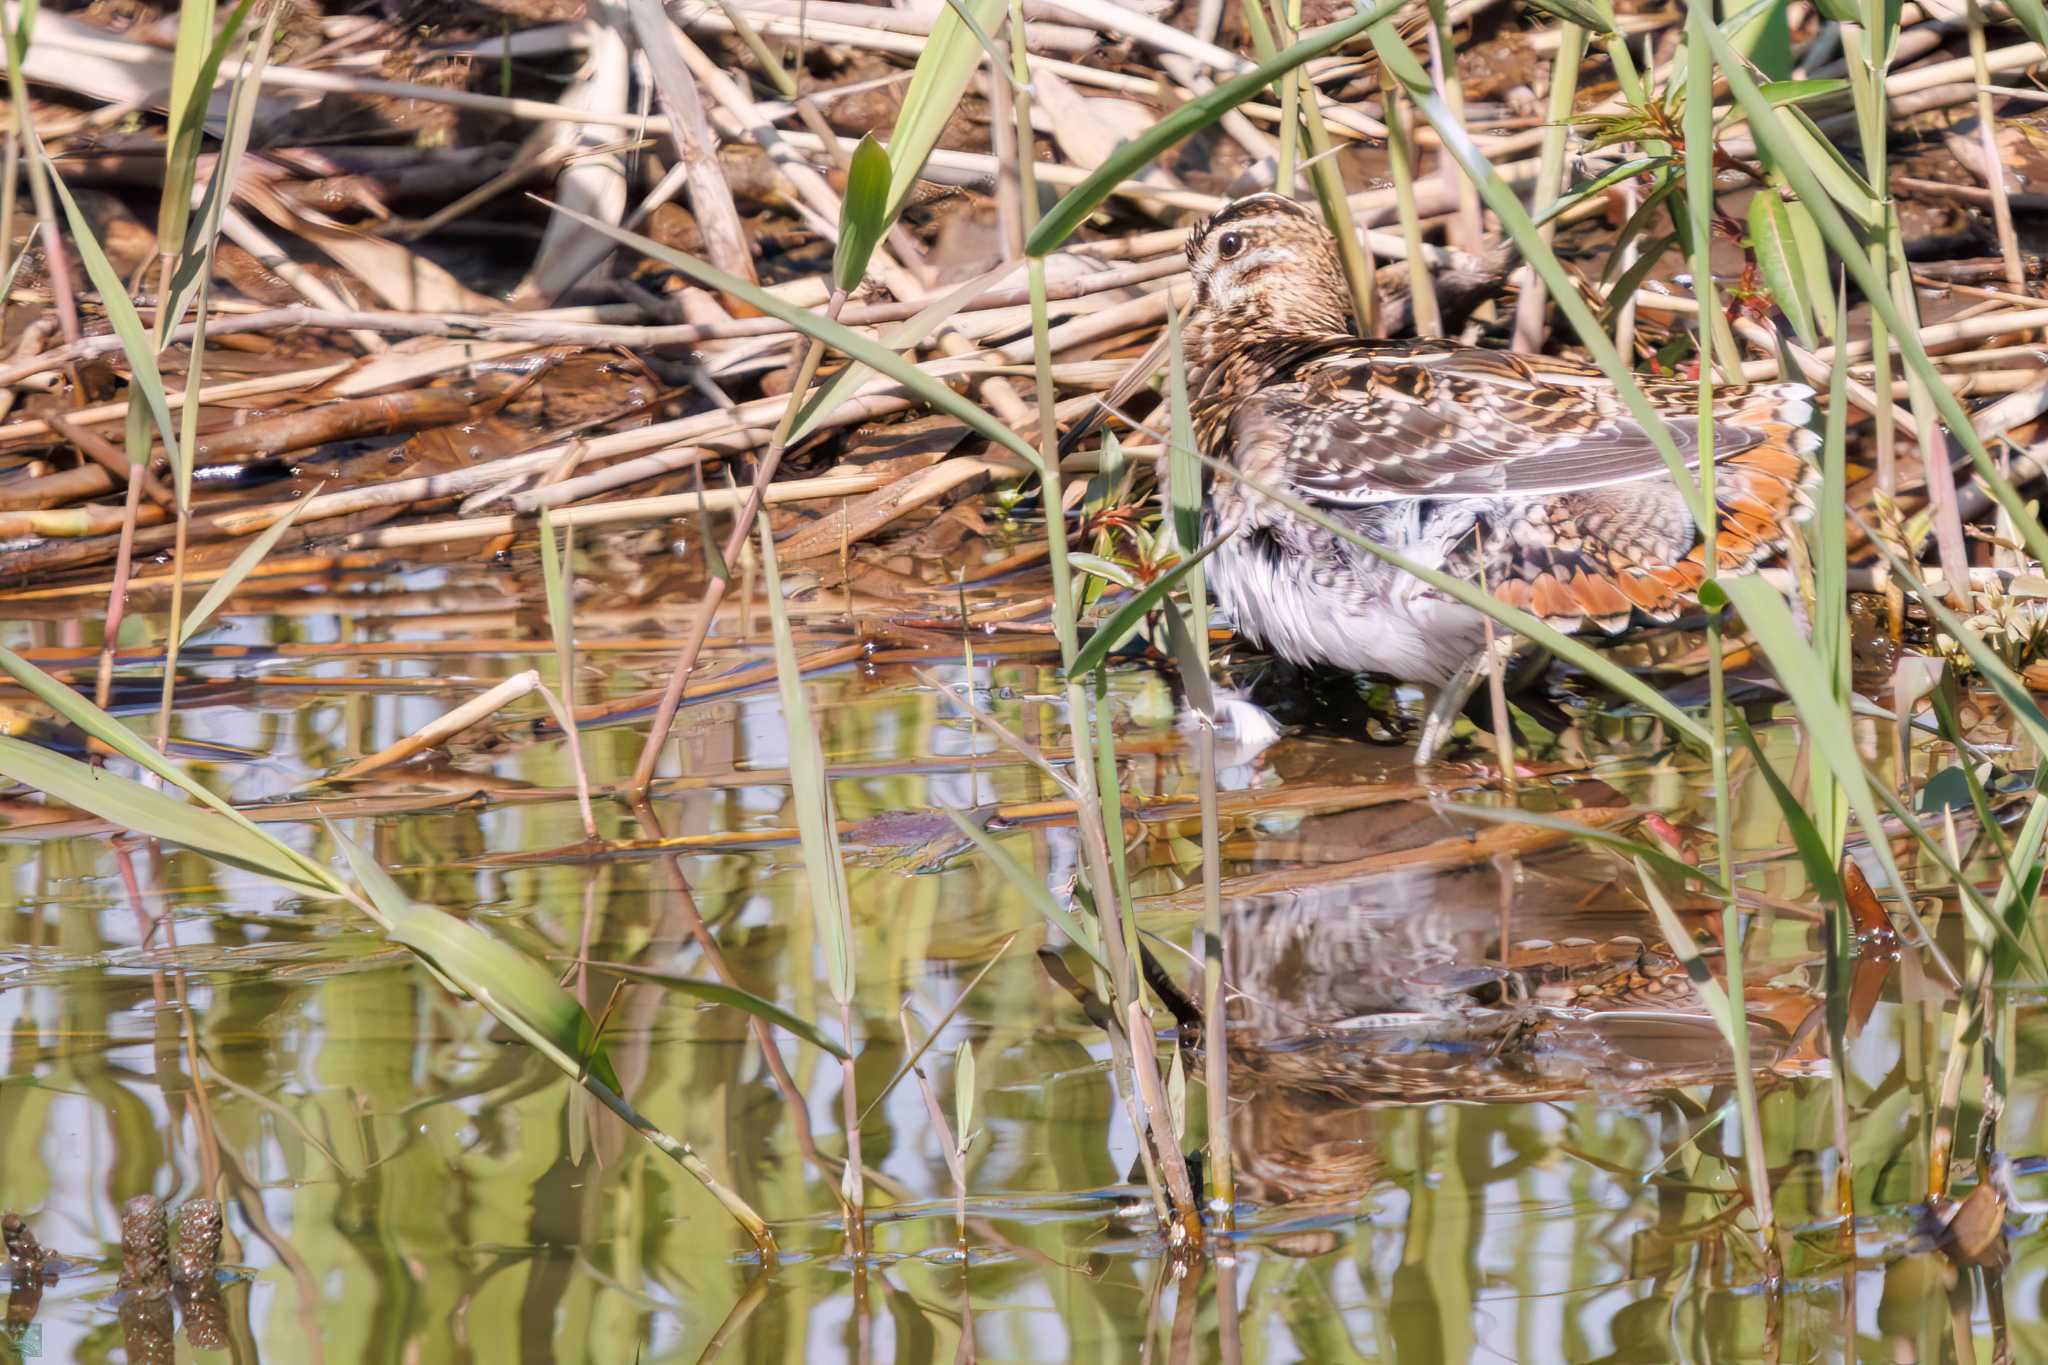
<box><xmin>0</xmin><ymin>644</ymin><xmax>333</xmax><ymax>889</ymax></box>
<box><xmin>43</xmin><ymin>168</ymin><xmax>180</xmax><ymax>469</ymax></box>
<box><xmin>758</xmin><ymin>514</ymin><xmax>856</xmax><ymax>1007</ymax></box>
<box><xmin>0</xmin><ymin>737</ymin><xmax>333</xmax><ymax>894</ymax></box>
<box><xmin>337</xmin><ymin>830</ymin><xmax>622</xmax><ymax>1093</ymax></box>
<box><xmin>886</xmin><ymin>0</ymin><xmax>1006</xmax><ymax>225</ymax></box>
<box><xmin>1701</xmin><ymin>18</ymin><xmax>2048</xmax><ymax>568</ymax></box>
<box><xmin>1746</xmin><ymin>191</ymin><xmax>1817</xmax><ymax>348</ymax></box>
<box><xmin>1369</xmin><ymin>18</ymin><xmax>1705</xmax><ymax>521</ymax></box>
<box><xmin>1533</xmin><ymin>155</ymin><xmax>1669</xmax><ymax>228</ymax></box>
<box><xmin>953</xmin><ymin>1040</ymin><xmax>976</xmax><ymax>1150</ymax></box>
<box><xmin>1632</xmin><ymin>858</ymin><xmax>1749</xmax><ymax>1064</ymax></box>
<box><xmin>791</xmin><ymin>258</ymin><xmax>1021</xmax><ymax>444</ymax></box>
<box><xmin>1709</xmin><ymin>577</ymin><xmax>1927</xmax><ymax>948</ymax></box>
<box><xmin>855</xmin><ymin>933</ymin><xmax>1014</xmax><ymax>1125</ymax></box>
<box><xmin>160</xmin><ymin>0</ymin><xmax>256</xmax><ymax>258</ymax></box>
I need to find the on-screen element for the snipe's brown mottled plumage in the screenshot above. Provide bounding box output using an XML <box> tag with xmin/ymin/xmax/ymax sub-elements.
<box><xmin>1183</xmin><ymin>193</ymin><xmax>1818</xmax><ymax>705</ymax></box>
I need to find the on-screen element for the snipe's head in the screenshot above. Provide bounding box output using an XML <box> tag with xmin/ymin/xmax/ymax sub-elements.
<box><xmin>1185</xmin><ymin>193</ymin><xmax>1351</xmax><ymax>370</ymax></box>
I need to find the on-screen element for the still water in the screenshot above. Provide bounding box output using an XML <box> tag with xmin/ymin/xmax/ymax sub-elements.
<box><xmin>0</xmin><ymin>556</ymin><xmax>2041</xmax><ymax>1362</ymax></box>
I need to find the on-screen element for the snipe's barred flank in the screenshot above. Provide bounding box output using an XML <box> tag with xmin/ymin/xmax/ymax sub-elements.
<box><xmin>1180</xmin><ymin>193</ymin><xmax>1819</xmax><ymax>740</ymax></box>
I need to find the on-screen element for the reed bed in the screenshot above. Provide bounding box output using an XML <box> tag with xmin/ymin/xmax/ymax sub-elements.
<box><xmin>2</xmin><ymin>0</ymin><xmax>2048</xmax><ymax>1356</ymax></box>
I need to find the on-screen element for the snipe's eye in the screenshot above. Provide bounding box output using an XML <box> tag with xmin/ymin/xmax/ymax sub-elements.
<box><xmin>1216</xmin><ymin>231</ymin><xmax>1245</xmax><ymax>259</ymax></box>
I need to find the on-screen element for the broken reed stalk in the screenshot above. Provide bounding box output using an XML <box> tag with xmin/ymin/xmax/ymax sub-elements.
<box><xmin>626</xmin><ymin>291</ymin><xmax>849</xmax><ymax>798</ymax></box>
<box><xmin>326</xmin><ymin>669</ymin><xmax>541</xmax><ymax>781</ymax></box>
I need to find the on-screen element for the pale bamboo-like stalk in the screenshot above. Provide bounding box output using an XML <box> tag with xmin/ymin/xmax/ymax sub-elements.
<box><xmin>1510</xmin><ymin>24</ymin><xmax>1588</xmax><ymax>351</ymax></box>
<box><xmin>1385</xmin><ymin>83</ymin><xmax>1442</xmax><ymax>336</ymax></box>
<box><xmin>1966</xmin><ymin>0</ymin><xmax>2023</xmax><ymax>288</ymax></box>
<box><xmin>1423</xmin><ymin>0</ymin><xmax>1483</xmax><ymax>253</ymax></box>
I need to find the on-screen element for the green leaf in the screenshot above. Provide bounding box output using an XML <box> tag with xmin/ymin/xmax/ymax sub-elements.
<box><xmin>1532</xmin><ymin>156</ymin><xmax>1667</xmax><ymax>228</ymax></box>
<box><xmin>538</xmin><ymin>510</ymin><xmax>574</xmax><ymax>661</ymax></box>
<box><xmin>855</xmin><ymin>933</ymin><xmax>1013</xmax><ymax>1125</ymax></box>
<box><xmin>1025</xmin><ymin>0</ymin><xmax>1407</xmax><ymax>256</ymax></box>
<box><xmin>790</xmin><ymin>257</ymin><xmax>1020</xmax><ymax>444</ymax></box>
<box><xmin>1709</xmin><ymin>575</ymin><xmax>1923</xmax><ymax>952</ymax></box>
<box><xmin>1600</xmin><ymin>232</ymin><xmax>1677</xmax><ymax>321</ymax></box>
<box><xmin>337</xmin><ymin>830</ymin><xmax>621</xmax><ymax>1093</ymax></box>
<box><xmin>45</xmin><ymin>168</ymin><xmax>181</xmax><ymax>469</ymax></box>
<box><xmin>161</xmin><ymin>0</ymin><xmax>257</xmax><ymax>255</ymax></box>
<box><xmin>953</xmin><ymin>1039</ymin><xmax>975</xmax><ymax>1145</ymax></box>
<box><xmin>1067</xmin><ymin>553</ymin><xmax>1140</xmax><ymax>591</ymax></box>
<box><xmin>1633</xmin><ymin>857</ymin><xmax>1747</xmax><ymax>1043</ymax></box>
<box><xmin>0</xmin><ymin>736</ymin><xmax>334</xmax><ymax>893</ymax></box>
<box><xmin>1747</xmin><ymin>191</ymin><xmax>1817</xmax><ymax>347</ymax></box>
<box><xmin>0</xmin><ymin>643</ymin><xmax>329</xmax><ymax>893</ymax></box>
<box><xmin>2006</xmin><ymin>0</ymin><xmax>2048</xmax><ymax>51</ymax></box>
<box><xmin>178</xmin><ymin>483</ymin><xmax>321</xmax><ymax>646</ymax></box>
<box><xmin>1071</xmin><ymin>539</ymin><xmax>1227</xmax><ymax>678</ymax></box>
<box><xmin>1754</xmin><ymin>78</ymin><xmax>1850</xmax><ymax>108</ymax></box>
<box><xmin>832</xmin><ymin>133</ymin><xmax>891</xmax><ymax>294</ymax></box>
<box><xmin>576</xmin><ymin>961</ymin><xmax>849</xmax><ymax>1059</ymax></box>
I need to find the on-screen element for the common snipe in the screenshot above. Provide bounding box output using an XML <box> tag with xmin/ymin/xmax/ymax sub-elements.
<box><xmin>1180</xmin><ymin>193</ymin><xmax>1818</xmax><ymax>756</ymax></box>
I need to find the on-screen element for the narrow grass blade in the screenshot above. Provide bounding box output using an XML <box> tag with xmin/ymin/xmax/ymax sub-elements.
<box><xmin>1747</xmin><ymin>192</ymin><xmax>1817</xmax><ymax>347</ymax></box>
<box><xmin>855</xmin><ymin>933</ymin><xmax>1014</xmax><ymax>1124</ymax></box>
<box><xmin>954</xmin><ymin>1039</ymin><xmax>975</xmax><ymax>1147</ymax></box>
<box><xmin>886</xmin><ymin>0</ymin><xmax>1007</xmax><ymax>224</ymax></box>
<box><xmin>1368</xmin><ymin>18</ymin><xmax>1701</xmax><ymax>517</ymax></box>
<box><xmin>1534</xmin><ymin>156</ymin><xmax>1668</xmax><ymax>228</ymax></box>
<box><xmin>178</xmin><ymin>483</ymin><xmax>321</xmax><ymax>646</ymax></box>
<box><xmin>940</xmin><ymin>807</ymin><xmax>1108</xmax><ymax>971</ymax></box>
<box><xmin>1708</xmin><ymin>577</ymin><xmax>1920</xmax><ymax>937</ymax></box>
<box><xmin>1024</xmin><ymin>0</ymin><xmax>1408</xmax><ymax>256</ymax></box>
<box><xmin>577</xmin><ymin>961</ymin><xmax>849</xmax><ymax>1059</ymax></box>
<box><xmin>1633</xmin><ymin>858</ymin><xmax>1745</xmax><ymax>1039</ymax></box>
<box><xmin>161</xmin><ymin>0</ymin><xmax>256</xmax><ymax>255</ymax></box>
<box><xmin>790</xmin><ymin>257</ymin><xmax>1020</xmax><ymax>444</ymax></box>
<box><xmin>1702</xmin><ymin>19</ymin><xmax>2048</xmax><ymax>568</ymax></box>
<box><xmin>536</xmin><ymin>200</ymin><xmax>1044</xmax><ymax>471</ymax></box>
<box><xmin>0</xmin><ymin>644</ymin><xmax>330</xmax><ymax>888</ymax></box>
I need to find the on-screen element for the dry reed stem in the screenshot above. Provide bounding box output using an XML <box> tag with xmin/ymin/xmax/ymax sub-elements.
<box><xmin>323</xmin><ymin>669</ymin><xmax>541</xmax><ymax>781</ymax></box>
